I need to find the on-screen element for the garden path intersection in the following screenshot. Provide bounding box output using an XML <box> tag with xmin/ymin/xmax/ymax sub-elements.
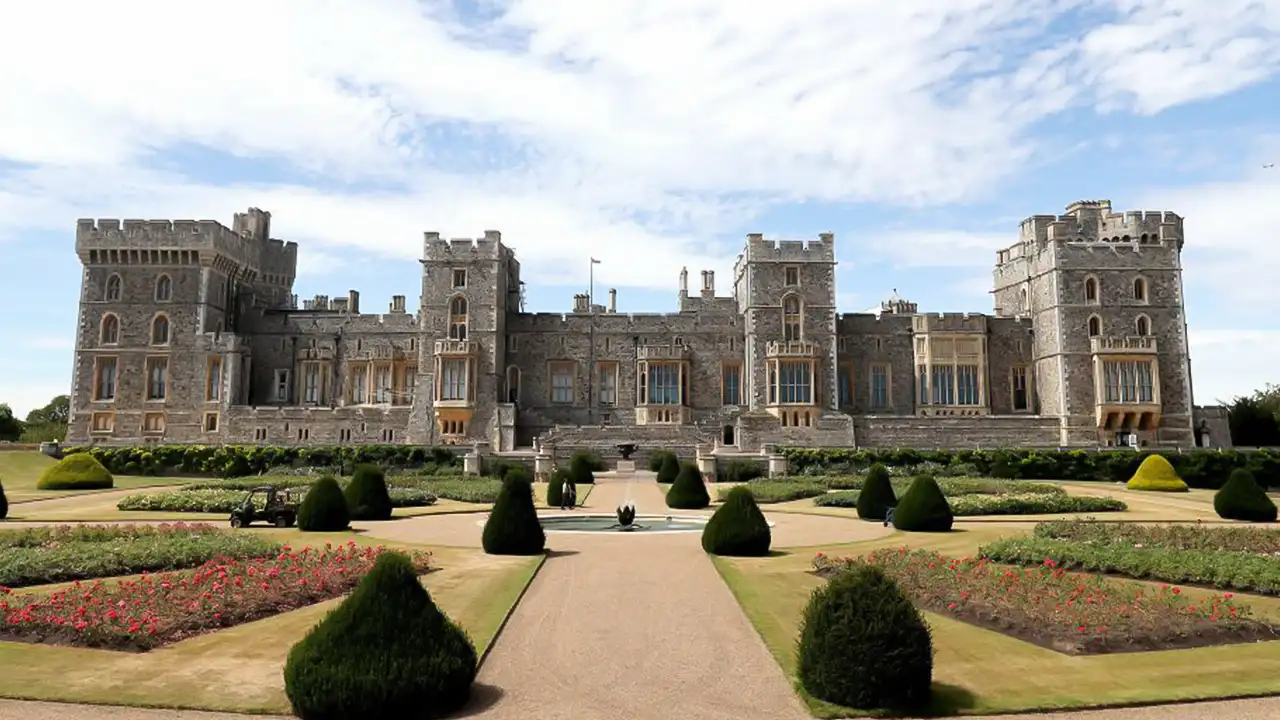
<box><xmin>0</xmin><ymin>471</ymin><xmax>1278</xmax><ymax>719</ymax></box>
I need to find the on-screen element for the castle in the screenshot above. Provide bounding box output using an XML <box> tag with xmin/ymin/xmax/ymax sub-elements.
<box><xmin>64</xmin><ymin>201</ymin><xmax>1232</xmax><ymax>459</ymax></box>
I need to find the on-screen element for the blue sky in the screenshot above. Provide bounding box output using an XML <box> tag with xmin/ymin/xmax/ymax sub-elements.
<box><xmin>1</xmin><ymin>0</ymin><xmax>1279</xmax><ymax>418</ymax></box>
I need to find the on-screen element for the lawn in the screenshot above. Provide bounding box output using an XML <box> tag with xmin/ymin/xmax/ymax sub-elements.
<box><xmin>0</xmin><ymin>542</ymin><xmax>543</xmax><ymax>713</ymax></box>
<box><xmin>713</xmin><ymin>522</ymin><xmax>1280</xmax><ymax>717</ymax></box>
<box><xmin>0</xmin><ymin>451</ymin><xmax>194</xmax><ymax>504</ymax></box>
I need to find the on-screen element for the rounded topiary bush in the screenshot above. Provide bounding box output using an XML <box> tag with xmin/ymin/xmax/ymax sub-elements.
<box><xmin>344</xmin><ymin>464</ymin><xmax>392</xmax><ymax>521</ymax></box>
<box><xmin>36</xmin><ymin>453</ymin><xmax>114</xmax><ymax>491</ymax></box>
<box><xmin>702</xmin><ymin>485</ymin><xmax>771</xmax><ymax>556</ymax></box>
<box><xmin>892</xmin><ymin>475</ymin><xmax>953</xmax><ymax>532</ymax></box>
<box><xmin>504</xmin><ymin>464</ymin><xmax>533</xmax><ymax>485</ymax></box>
<box><xmin>665</xmin><ymin>462</ymin><xmax>710</xmax><ymax>510</ymax></box>
<box><xmin>649</xmin><ymin>450</ymin><xmax>677</xmax><ymax>473</ymax></box>
<box><xmin>297</xmin><ymin>476</ymin><xmax>350</xmax><ymax>532</ymax></box>
<box><xmin>656</xmin><ymin>452</ymin><xmax>680</xmax><ymax>484</ymax></box>
<box><xmin>1214</xmin><ymin>468</ymin><xmax>1278</xmax><ymax>522</ymax></box>
<box><xmin>283</xmin><ymin>551</ymin><xmax>477</xmax><ymax>719</ymax></box>
<box><xmin>567</xmin><ymin>452</ymin><xmax>597</xmax><ymax>485</ymax></box>
<box><xmin>1126</xmin><ymin>454</ymin><xmax>1189</xmax><ymax>492</ymax></box>
<box><xmin>797</xmin><ymin>564</ymin><xmax>934</xmax><ymax>710</ymax></box>
<box><xmin>482</xmin><ymin>476</ymin><xmax>546</xmax><ymax>555</ymax></box>
<box><xmin>857</xmin><ymin>463</ymin><xmax>896</xmax><ymax>522</ymax></box>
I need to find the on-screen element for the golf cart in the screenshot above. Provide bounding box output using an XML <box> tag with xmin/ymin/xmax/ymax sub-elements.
<box><xmin>229</xmin><ymin>485</ymin><xmax>299</xmax><ymax>528</ymax></box>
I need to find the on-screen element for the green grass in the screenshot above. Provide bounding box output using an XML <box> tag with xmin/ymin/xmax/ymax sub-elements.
<box><xmin>0</xmin><ymin>544</ymin><xmax>543</xmax><ymax>714</ymax></box>
<box><xmin>713</xmin><ymin>521</ymin><xmax>1280</xmax><ymax>717</ymax></box>
<box><xmin>0</xmin><ymin>451</ymin><xmax>194</xmax><ymax>504</ymax></box>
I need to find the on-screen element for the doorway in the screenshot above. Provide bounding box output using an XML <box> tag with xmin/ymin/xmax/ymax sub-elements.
<box><xmin>722</xmin><ymin>424</ymin><xmax>735</xmax><ymax>446</ymax></box>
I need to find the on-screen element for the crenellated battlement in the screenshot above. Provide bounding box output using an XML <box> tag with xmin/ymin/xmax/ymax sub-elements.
<box><xmin>997</xmin><ymin>201</ymin><xmax>1185</xmax><ymax>267</ymax></box>
<box><xmin>422</xmin><ymin>231</ymin><xmax>506</xmax><ymax>261</ymax></box>
<box><xmin>912</xmin><ymin>313</ymin><xmax>989</xmax><ymax>333</ymax></box>
<box><xmin>739</xmin><ymin>232</ymin><xmax>836</xmax><ymax>264</ymax></box>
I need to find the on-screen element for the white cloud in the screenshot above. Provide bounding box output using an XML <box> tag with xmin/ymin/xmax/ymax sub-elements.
<box><xmin>1189</xmin><ymin>328</ymin><xmax>1280</xmax><ymax>405</ymax></box>
<box><xmin>2</xmin><ymin>381</ymin><xmax>68</xmax><ymax>421</ymax></box>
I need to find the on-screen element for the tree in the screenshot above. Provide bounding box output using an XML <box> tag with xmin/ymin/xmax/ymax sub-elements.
<box><xmin>25</xmin><ymin>395</ymin><xmax>69</xmax><ymax>426</ymax></box>
<box><xmin>0</xmin><ymin>404</ymin><xmax>22</xmax><ymax>442</ymax></box>
<box><xmin>1227</xmin><ymin>391</ymin><xmax>1280</xmax><ymax>447</ymax></box>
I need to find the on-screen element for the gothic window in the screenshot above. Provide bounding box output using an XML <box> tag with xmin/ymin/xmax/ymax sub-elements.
<box><xmin>1085</xmin><ymin>277</ymin><xmax>1098</xmax><ymax>303</ymax></box>
<box><xmin>151</xmin><ymin>314</ymin><xmax>170</xmax><ymax>345</ymax></box>
<box><xmin>1135</xmin><ymin>314</ymin><xmax>1151</xmax><ymax>336</ymax></box>
<box><xmin>1019</xmin><ymin>287</ymin><xmax>1029</xmax><ymax>312</ymax></box>
<box><xmin>1133</xmin><ymin>277</ymin><xmax>1147</xmax><ymax>302</ymax></box>
<box><xmin>100</xmin><ymin>314</ymin><xmax>119</xmax><ymax>345</ymax></box>
<box><xmin>1088</xmin><ymin>315</ymin><xmax>1101</xmax><ymax>337</ymax></box>
<box><xmin>105</xmin><ymin>274</ymin><xmax>122</xmax><ymax>302</ymax></box>
<box><xmin>155</xmin><ymin>274</ymin><xmax>172</xmax><ymax>302</ymax></box>
<box><xmin>782</xmin><ymin>294</ymin><xmax>802</xmax><ymax>342</ymax></box>
<box><xmin>448</xmin><ymin>296</ymin><xmax>468</xmax><ymax>341</ymax></box>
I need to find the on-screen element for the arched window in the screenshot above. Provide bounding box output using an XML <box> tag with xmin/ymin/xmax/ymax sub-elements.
<box><xmin>1088</xmin><ymin>315</ymin><xmax>1101</xmax><ymax>337</ymax></box>
<box><xmin>100</xmin><ymin>314</ymin><xmax>120</xmax><ymax>345</ymax></box>
<box><xmin>448</xmin><ymin>296</ymin><xmax>468</xmax><ymax>341</ymax></box>
<box><xmin>1133</xmin><ymin>277</ymin><xmax>1147</xmax><ymax>302</ymax></box>
<box><xmin>782</xmin><ymin>295</ymin><xmax>802</xmax><ymax>342</ymax></box>
<box><xmin>1085</xmin><ymin>277</ymin><xmax>1098</xmax><ymax>303</ymax></box>
<box><xmin>155</xmin><ymin>274</ymin><xmax>172</xmax><ymax>302</ymax></box>
<box><xmin>1135</xmin><ymin>315</ymin><xmax>1151</xmax><ymax>336</ymax></box>
<box><xmin>1019</xmin><ymin>287</ymin><xmax>1029</xmax><ymax>312</ymax></box>
<box><xmin>151</xmin><ymin>314</ymin><xmax>170</xmax><ymax>345</ymax></box>
<box><xmin>506</xmin><ymin>365</ymin><xmax>521</xmax><ymax>403</ymax></box>
<box><xmin>105</xmin><ymin>274</ymin><xmax>122</xmax><ymax>302</ymax></box>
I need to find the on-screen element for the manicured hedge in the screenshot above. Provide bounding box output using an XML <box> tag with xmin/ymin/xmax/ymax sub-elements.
<box><xmin>778</xmin><ymin>447</ymin><xmax>1280</xmax><ymax>490</ymax></box>
<box><xmin>702</xmin><ymin>486</ymin><xmax>771</xmax><ymax>556</ymax></box>
<box><xmin>118</xmin><ymin>486</ymin><xmax>440</xmax><ymax>513</ymax></box>
<box><xmin>62</xmin><ymin>444</ymin><xmax>462</xmax><ymax>478</ymax></box>
<box><xmin>38</xmin><ymin>454</ymin><xmax>114</xmax><ymax>490</ymax></box>
<box><xmin>716</xmin><ymin>481</ymin><xmax>827</xmax><ymax>504</ymax></box>
<box><xmin>813</xmin><ymin>490</ymin><xmax>1124</xmax><ymax>516</ymax></box>
<box><xmin>1126</xmin><ymin>455</ymin><xmax>1189</xmax><ymax>492</ymax></box>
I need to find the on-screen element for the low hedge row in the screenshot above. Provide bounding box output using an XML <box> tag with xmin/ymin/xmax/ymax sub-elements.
<box><xmin>813</xmin><ymin>490</ymin><xmax>1125</xmax><ymax>516</ymax></box>
<box><xmin>716</xmin><ymin>481</ymin><xmax>827</xmax><ymax>504</ymax></box>
<box><xmin>1033</xmin><ymin>520</ymin><xmax>1280</xmax><ymax>554</ymax></box>
<box><xmin>62</xmin><ymin>444</ymin><xmax>463</xmax><ymax>478</ymax></box>
<box><xmin>770</xmin><ymin>475</ymin><xmax>1065</xmax><ymax>496</ymax></box>
<box><xmin>117</xmin><ymin>486</ymin><xmax>440</xmax><ymax>514</ymax></box>
<box><xmin>779</xmin><ymin>447</ymin><xmax>1280</xmax><ymax>489</ymax></box>
<box><xmin>0</xmin><ymin>523</ymin><xmax>281</xmax><ymax>587</ymax></box>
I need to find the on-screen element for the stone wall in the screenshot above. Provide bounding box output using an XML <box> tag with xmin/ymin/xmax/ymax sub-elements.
<box><xmin>853</xmin><ymin>415</ymin><xmax>1062</xmax><ymax>448</ymax></box>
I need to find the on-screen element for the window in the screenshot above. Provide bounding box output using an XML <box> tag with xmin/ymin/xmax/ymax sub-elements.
<box><xmin>351</xmin><ymin>365</ymin><xmax>368</xmax><ymax>403</ymax></box>
<box><xmin>375</xmin><ymin>365</ymin><xmax>392</xmax><ymax>403</ymax></box>
<box><xmin>870</xmin><ymin>364</ymin><xmax>889</xmax><ymax>409</ymax></box>
<box><xmin>1136</xmin><ymin>315</ymin><xmax>1151</xmax><ymax>336</ymax></box>
<box><xmin>1011</xmin><ymin>366</ymin><xmax>1029</xmax><ymax>411</ymax></box>
<box><xmin>771</xmin><ymin>360</ymin><xmax>812</xmax><ymax>404</ymax></box>
<box><xmin>203</xmin><ymin>412</ymin><xmax>219</xmax><ymax>432</ymax></box>
<box><xmin>254</xmin><ymin>428</ymin><xmax>268</xmax><ymax>442</ymax></box>
<box><xmin>956</xmin><ymin>365</ymin><xmax>980</xmax><ymax>405</ymax></box>
<box><xmin>838</xmin><ymin>365</ymin><xmax>852</xmax><ymax>406</ymax></box>
<box><xmin>100</xmin><ymin>314</ymin><xmax>119</xmax><ymax>344</ymax></box>
<box><xmin>508</xmin><ymin>334</ymin><xmax>518</xmax><ymax>352</ymax></box>
<box><xmin>722</xmin><ymin>363</ymin><xmax>741</xmax><ymax>405</ymax></box>
<box><xmin>94</xmin><ymin>358</ymin><xmax>117</xmax><ymax>401</ymax></box>
<box><xmin>105</xmin><ymin>274</ymin><xmax>122</xmax><ymax>302</ymax></box>
<box><xmin>917</xmin><ymin>365</ymin><xmax>929</xmax><ymax>404</ymax></box>
<box><xmin>155</xmin><ymin>274</ymin><xmax>172</xmax><ymax>302</ymax></box>
<box><xmin>143</xmin><ymin>412</ymin><xmax>166</xmax><ymax>434</ymax></box>
<box><xmin>440</xmin><ymin>359</ymin><xmax>468</xmax><ymax>401</ymax></box>
<box><xmin>381</xmin><ymin>428</ymin><xmax>395</xmax><ymax>443</ymax></box>
<box><xmin>145</xmin><ymin>357</ymin><xmax>168</xmax><ymax>400</ymax></box>
<box><xmin>1085</xmin><ymin>277</ymin><xmax>1098</xmax><ymax>303</ymax></box>
<box><xmin>646</xmin><ymin>363</ymin><xmax>681</xmax><ymax>405</ymax></box>
<box><xmin>206</xmin><ymin>357</ymin><xmax>222</xmax><ymax>401</ymax></box>
<box><xmin>1133</xmin><ymin>278</ymin><xmax>1147</xmax><ymax>302</ymax></box>
<box><xmin>402</xmin><ymin>366</ymin><xmax>416</xmax><ymax>400</ymax></box>
<box><xmin>452</xmin><ymin>269</ymin><xmax>467</xmax><ymax>288</ymax></box>
<box><xmin>297</xmin><ymin>427</ymin><xmax>311</xmax><ymax>442</ymax></box>
<box><xmin>274</xmin><ymin>369</ymin><xmax>292</xmax><ymax>403</ymax></box>
<box><xmin>1088</xmin><ymin>315</ymin><xmax>1101</xmax><ymax>337</ymax></box>
<box><xmin>784</xmin><ymin>266</ymin><xmax>799</xmax><ymax>286</ymax></box>
<box><xmin>150</xmin><ymin>315</ymin><xmax>170</xmax><ymax>345</ymax></box>
<box><xmin>930</xmin><ymin>365</ymin><xmax>955</xmax><ymax>405</ymax></box>
<box><xmin>505</xmin><ymin>365</ymin><xmax>521</xmax><ymax>403</ymax></box>
<box><xmin>1019</xmin><ymin>287</ymin><xmax>1029</xmax><ymax>312</ymax></box>
<box><xmin>1102</xmin><ymin>360</ymin><xmax>1155</xmax><ymax>403</ymax></box>
<box><xmin>598</xmin><ymin>362</ymin><xmax>617</xmax><ymax>406</ymax></box>
<box><xmin>783</xmin><ymin>295</ymin><xmax>802</xmax><ymax>342</ymax></box>
<box><xmin>838</xmin><ymin>336</ymin><xmax>847</xmax><ymax>352</ymax></box>
<box><xmin>303</xmin><ymin>364</ymin><xmax>320</xmax><ymax>404</ymax></box>
<box><xmin>441</xmin><ymin>419</ymin><xmax>466</xmax><ymax>435</ymax></box>
<box><xmin>551</xmin><ymin>363</ymin><xmax>575</xmax><ymax>404</ymax></box>
<box><xmin>448</xmin><ymin>296</ymin><xmax>468</xmax><ymax>341</ymax></box>
<box><xmin>339</xmin><ymin>428</ymin><xmax>352</xmax><ymax>443</ymax></box>
<box><xmin>91</xmin><ymin>412</ymin><xmax>114</xmax><ymax>433</ymax></box>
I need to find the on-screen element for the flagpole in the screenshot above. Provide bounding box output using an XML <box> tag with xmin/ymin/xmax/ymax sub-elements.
<box><xmin>589</xmin><ymin>258</ymin><xmax>595</xmax><ymax>311</ymax></box>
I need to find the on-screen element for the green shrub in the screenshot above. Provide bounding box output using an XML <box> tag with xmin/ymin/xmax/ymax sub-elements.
<box><xmin>482</xmin><ymin>476</ymin><xmax>546</xmax><ymax>555</ymax></box>
<box><xmin>546</xmin><ymin>468</ymin><xmax>570</xmax><ymax>507</ymax></box>
<box><xmin>701</xmin><ymin>486</ymin><xmax>771</xmax><ymax>556</ymax></box>
<box><xmin>1126</xmin><ymin>454</ymin><xmax>1189</xmax><ymax>492</ymax></box>
<box><xmin>1214</xmin><ymin>469</ymin><xmax>1278</xmax><ymax>523</ymax></box>
<box><xmin>797</xmin><ymin>564</ymin><xmax>933</xmax><ymax>710</ymax></box>
<box><xmin>296</xmin><ymin>477</ymin><xmax>350</xmax><ymax>532</ymax></box>
<box><xmin>63</xmin><ymin>444</ymin><xmax>462</xmax><ymax>479</ymax></box>
<box><xmin>283</xmin><ymin>551</ymin><xmax>476</xmax><ymax>719</ymax></box>
<box><xmin>656</xmin><ymin>452</ymin><xmax>680</xmax><ymax>483</ymax></box>
<box><xmin>1034</xmin><ymin>519</ymin><xmax>1280</xmax><ymax>553</ymax></box>
<box><xmin>717</xmin><ymin>459</ymin><xmax>766</xmax><ymax>483</ymax></box>
<box><xmin>484</xmin><ymin>457</ymin><xmax>520</xmax><ymax>479</ymax></box>
<box><xmin>948</xmin><ymin>493</ymin><xmax>1125</xmax><ymax>516</ymax></box>
<box><xmin>37</xmin><ymin>453</ymin><xmax>114</xmax><ymax>490</ymax></box>
<box><xmin>344</xmin><ymin>464</ymin><xmax>393</xmax><ymax>521</ymax></box>
<box><xmin>0</xmin><ymin>479</ymin><xmax>7</xmax><ymax>520</ymax></box>
<box><xmin>857</xmin><ymin>464</ymin><xmax>895</xmax><ymax>521</ymax></box>
<box><xmin>666</xmin><ymin>462</ymin><xmax>711</xmax><ymax>510</ymax></box>
<box><xmin>649</xmin><ymin>450</ymin><xmax>677</xmax><ymax>473</ymax></box>
<box><xmin>814</xmin><ymin>490</ymin><xmax>860</xmax><ymax>508</ymax></box>
<box><xmin>717</xmin><ymin>481</ymin><xmax>825</xmax><ymax>504</ymax></box>
<box><xmin>402</xmin><ymin>478</ymin><xmax>502</xmax><ymax>504</ymax></box>
<box><xmin>892</xmin><ymin>475</ymin><xmax>953</xmax><ymax>532</ymax></box>
<box><xmin>567</xmin><ymin>452</ymin><xmax>597</xmax><ymax>485</ymax></box>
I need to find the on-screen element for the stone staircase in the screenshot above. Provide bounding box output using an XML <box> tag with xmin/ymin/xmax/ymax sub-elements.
<box><xmin>537</xmin><ymin>423</ymin><xmax>715</xmax><ymax>465</ymax></box>
<box><xmin>853</xmin><ymin>415</ymin><xmax>1061</xmax><ymax>448</ymax></box>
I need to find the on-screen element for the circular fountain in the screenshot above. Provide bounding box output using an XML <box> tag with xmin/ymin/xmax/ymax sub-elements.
<box><xmin>538</xmin><ymin>513</ymin><xmax>710</xmax><ymax>533</ymax></box>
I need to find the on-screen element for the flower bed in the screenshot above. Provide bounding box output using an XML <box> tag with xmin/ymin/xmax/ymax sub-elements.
<box><xmin>716</xmin><ymin>481</ymin><xmax>827</xmax><ymax>504</ymax></box>
<box><xmin>811</xmin><ymin>490</ymin><xmax>1125</xmax><ymax>516</ymax></box>
<box><xmin>0</xmin><ymin>542</ymin><xmax>431</xmax><ymax>651</ymax></box>
<box><xmin>812</xmin><ymin>549</ymin><xmax>1276</xmax><ymax>655</ymax></box>
<box><xmin>763</xmin><ymin>476</ymin><xmax>1065</xmax><ymax>496</ymax></box>
<box><xmin>0</xmin><ymin>523</ymin><xmax>281</xmax><ymax>588</ymax></box>
<box><xmin>981</xmin><ymin>521</ymin><xmax>1280</xmax><ymax>595</ymax></box>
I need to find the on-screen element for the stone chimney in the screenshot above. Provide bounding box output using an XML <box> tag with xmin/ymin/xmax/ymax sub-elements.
<box><xmin>572</xmin><ymin>293</ymin><xmax>589</xmax><ymax>313</ymax></box>
<box><xmin>390</xmin><ymin>295</ymin><xmax>406</xmax><ymax>313</ymax></box>
<box><xmin>679</xmin><ymin>267</ymin><xmax>688</xmax><ymax>299</ymax></box>
<box><xmin>347</xmin><ymin>290</ymin><xmax>360</xmax><ymax>314</ymax></box>
<box><xmin>701</xmin><ymin>270</ymin><xmax>715</xmax><ymax>299</ymax></box>
<box><xmin>608</xmin><ymin>288</ymin><xmax>617</xmax><ymax>313</ymax></box>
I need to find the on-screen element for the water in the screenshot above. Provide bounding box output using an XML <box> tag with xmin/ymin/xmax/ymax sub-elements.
<box><xmin>539</xmin><ymin>514</ymin><xmax>709</xmax><ymax>533</ymax></box>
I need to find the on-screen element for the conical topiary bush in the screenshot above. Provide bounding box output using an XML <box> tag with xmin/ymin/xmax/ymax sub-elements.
<box><xmin>856</xmin><ymin>463</ymin><xmax>896</xmax><ymax>521</ymax></box>
<box><xmin>1126</xmin><ymin>454</ymin><xmax>1189</xmax><ymax>492</ymax></box>
<box><xmin>892</xmin><ymin>475</ymin><xmax>953</xmax><ymax>532</ymax></box>
<box><xmin>0</xmin><ymin>478</ymin><xmax>8</xmax><ymax>520</ymax></box>
<box><xmin>297</xmin><ymin>476</ymin><xmax>350</xmax><ymax>532</ymax></box>
<box><xmin>1214</xmin><ymin>468</ymin><xmax>1278</xmax><ymax>522</ymax></box>
<box><xmin>665</xmin><ymin>462</ymin><xmax>710</xmax><ymax>509</ymax></box>
<box><xmin>567</xmin><ymin>452</ymin><xmax>598</xmax><ymax>485</ymax></box>
<box><xmin>656</xmin><ymin>452</ymin><xmax>680</xmax><ymax>484</ymax></box>
<box><xmin>797</xmin><ymin>563</ymin><xmax>934</xmax><ymax>710</ymax></box>
<box><xmin>546</xmin><ymin>468</ymin><xmax>571</xmax><ymax>507</ymax></box>
<box><xmin>283</xmin><ymin>551</ymin><xmax>477</xmax><ymax>719</ymax></box>
<box><xmin>344</xmin><ymin>464</ymin><xmax>393</xmax><ymax>521</ymax></box>
<box><xmin>37</xmin><ymin>453</ymin><xmax>114</xmax><ymax>490</ymax></box>
<box><xmin>482</xmin><ymin>476</ymin><xmax>546</xmax><ymax>555</ymax></box>
<box><xmin>702</xmin><ymin>485</ymin><xmax>771</xmax><ymax>556</ymax></box>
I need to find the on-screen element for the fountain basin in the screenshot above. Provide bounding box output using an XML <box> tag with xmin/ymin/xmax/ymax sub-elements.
<box><xmin>473</xmin><ymin>513</ymin><xmax>710</xmax><ymax>533</ymax></box>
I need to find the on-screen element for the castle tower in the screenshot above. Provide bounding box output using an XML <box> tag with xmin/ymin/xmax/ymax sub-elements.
<box><xmin>992</xmin><ymin>200</ymin><xmax>1192</xmax><ymax>447</ymax></box>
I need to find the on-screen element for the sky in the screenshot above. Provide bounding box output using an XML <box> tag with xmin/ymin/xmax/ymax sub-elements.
<box><xmin>1</xmin><ymin>0</ymin><xmax>1279</xmax><ymax>419</ymax></box>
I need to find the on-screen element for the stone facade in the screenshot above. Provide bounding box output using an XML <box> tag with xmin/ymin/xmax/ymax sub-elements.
<box><xmin>64</xmin><ymin>201</ymin><xmax>1231</xmax><ymax>453</ymax></box>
